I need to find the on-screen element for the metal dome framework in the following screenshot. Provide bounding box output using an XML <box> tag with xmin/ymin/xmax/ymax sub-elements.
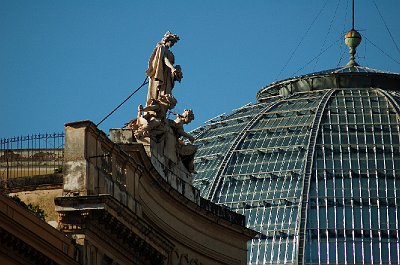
<box><xmin>191</xmin><ymin>67</ymin><xmax>400</xmax><ymax>264</ymax></box>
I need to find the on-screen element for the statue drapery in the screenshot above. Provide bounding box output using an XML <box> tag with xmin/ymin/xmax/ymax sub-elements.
<box><xmin>146</xmin><ymin>44</ymin><xmax>176</xmax><ymax>105</ymax></box>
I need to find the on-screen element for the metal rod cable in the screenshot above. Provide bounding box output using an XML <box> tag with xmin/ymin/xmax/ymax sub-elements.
<box><xmin>373</xmin><ymin>0</ymin><xmax>400</xmax><ymax>56</ymax></box>
<box><xmin>313</xmin><ymin>0</ymin><xmax>341</xmax><ymax>71</ymax></box>
<box><xmin>352</xmin><ymin>0</ymin><xmax>355</xmax><ymax>29</ymax></box>
<box><xmin>338</xmin><ymin>0</ymin><xmax>350</xmax><ymax>67</ymax></box>
<box><xmin>364</xmin><ymin>36</ymin><xmax>400</xmax><ymax>65</ymax></box>
<box><xmin>293</xmin><ymin>37</ymin><xmax>342</xmax><ymax>76</ymax></box>
<box><xmin>275</xmin><ymin>0</ymin><xmax>329</xmax><ymax>80</ymax></box>
<box><xmin>97</xmin><ymin>76</ymin><xmax>149</xmax><ymax>127</ymax></box>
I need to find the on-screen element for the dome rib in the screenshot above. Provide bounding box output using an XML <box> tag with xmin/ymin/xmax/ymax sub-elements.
<box><xmin>297</xmin><ymin>88</ymin><xmax>338</xmax><ymax>265</ymax></box>
<box><xmin>379</xmin><ymin>89</ymin><xmax>400</xmax><ymax>115</ymax></box>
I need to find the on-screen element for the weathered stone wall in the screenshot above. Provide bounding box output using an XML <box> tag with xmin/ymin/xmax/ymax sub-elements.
<box><xmin>10</xmin><ymin>188</ymin><xmax>63</xmax><ymax>223</ymax></box>
<box><xmin>2</xmin><ymin>173</ymin><xmax>63</xmax><ymax>224</ymax></box>
<box><xmin>63</xmin><ymin>121</ymin><xmax>142</xmax><ymax>214</ymax></box>
<box><xmin>1</xmin><ymin>173</ymin><xmax>63</xmax><ymax>191</ymax></box>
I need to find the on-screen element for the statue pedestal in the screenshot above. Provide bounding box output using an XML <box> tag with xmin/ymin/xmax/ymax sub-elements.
<box><xmin>110</xmin><ymin>129</ymin><xmax>192</xmax><ymax>185</ymax></box>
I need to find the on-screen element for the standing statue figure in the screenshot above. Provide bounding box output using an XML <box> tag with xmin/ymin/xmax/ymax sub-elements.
<box><xmin>146</xmin><ymin>31</ymin><xmax>183</xmax><ymax>106</ymax></box>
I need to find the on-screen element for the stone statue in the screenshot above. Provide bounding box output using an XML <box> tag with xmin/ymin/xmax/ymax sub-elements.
<box><xmin>169</xmin><ymin>109</ymin><xmax>198</xmax><ymax>173</ymax></box>
<box><xmin>125</xmin><ymin>31</ymin><xmax>197</xmax><ymax>176</ymax></box>
<box><xmin>146</xmin><ymin>31</ymin><xmax>183</xmax><ymax>106</ymax></box>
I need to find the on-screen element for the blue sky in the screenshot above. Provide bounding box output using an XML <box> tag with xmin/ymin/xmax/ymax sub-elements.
<box><xmin>1</xmin><ymin>0</ymin><xmax>400</xmax><ymax>139</ymax></box>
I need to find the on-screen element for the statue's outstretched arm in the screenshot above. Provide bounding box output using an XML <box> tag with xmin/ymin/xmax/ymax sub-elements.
<box><xmin>164</xmin><ymin>57</ymin><xmax>176</xmax><ymax>73</ymax></box>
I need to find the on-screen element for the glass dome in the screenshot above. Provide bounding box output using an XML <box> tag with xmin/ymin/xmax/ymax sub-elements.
<box><xmin>191</xmin><ymin>64</ymin><xmax>400</xmax><ymax>264</ymax></box>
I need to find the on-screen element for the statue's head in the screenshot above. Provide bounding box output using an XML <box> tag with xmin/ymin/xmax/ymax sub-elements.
<box><xmin>161</xmin><ymin>31</ymin><xmax>180</xmax><ymax>45</ymax></box>
<box><xmin>181</xmin><ymin>109</ymin><xmax>194</xmax><ymax>124</ymax></box>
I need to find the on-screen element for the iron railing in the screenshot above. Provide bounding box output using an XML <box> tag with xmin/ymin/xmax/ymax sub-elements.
<box><xmin>0</xmin><ymin>133</ymin><xmax>65</xmax><ymax>183</ymax></box>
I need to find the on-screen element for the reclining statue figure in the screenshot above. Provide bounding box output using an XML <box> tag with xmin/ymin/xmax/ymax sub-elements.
<box><xmin>125</xmin><ymin>94</ymin><xmax>177</xmax><ymax>141</ymax></box>
<box><xmin>169</xmin><ymin>109</ymin><xmax>197</xmax><ymax>173</ymax></box>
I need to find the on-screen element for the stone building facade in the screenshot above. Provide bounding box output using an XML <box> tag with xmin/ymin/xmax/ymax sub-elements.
<box><xmin>1</xmin><ymin>120</ymin><xmax>256</xmax><ymax>265</ymax></box>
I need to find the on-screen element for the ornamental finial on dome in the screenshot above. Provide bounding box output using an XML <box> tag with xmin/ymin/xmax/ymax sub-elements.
<box><xmin>344</xmin><ymin>0</ymin><xmax>361</xmax><ymax>66</ymax></box>
<box><xmin>345</xmin><ymin>29</ymin><xmax>362</xmax><ymax>66</ymax></box>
